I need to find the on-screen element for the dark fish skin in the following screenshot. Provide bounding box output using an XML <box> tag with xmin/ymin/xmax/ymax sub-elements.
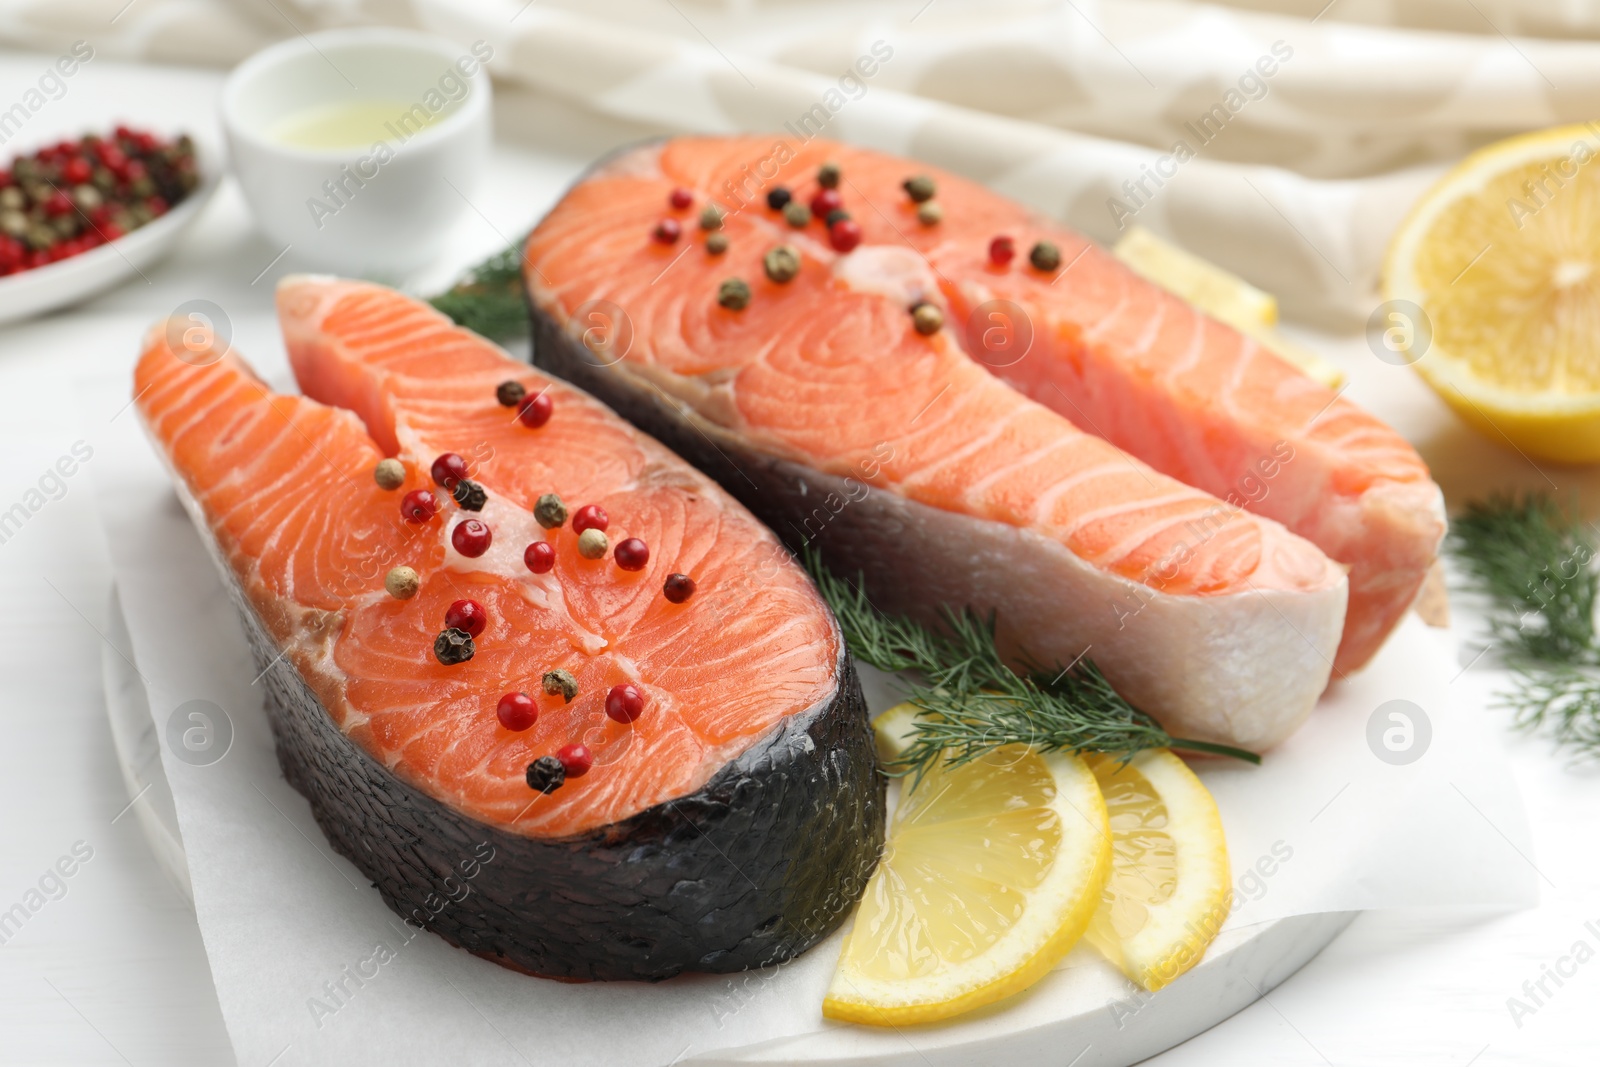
<box><xmin>189</xmin><ymin>440</ymin><xmax>886</xmax><ymax>984</ymax></box>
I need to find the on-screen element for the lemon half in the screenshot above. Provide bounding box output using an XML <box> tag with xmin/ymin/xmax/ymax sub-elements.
<box><xmin>1384</xmin><ymin>122</ymin><xmax>1600</xmax><ymax>463</ymax></box>
<box><xmin>824</xmin><ymin>740</ymin><xmax>1110</xmax><ymax>1026</ymax></box>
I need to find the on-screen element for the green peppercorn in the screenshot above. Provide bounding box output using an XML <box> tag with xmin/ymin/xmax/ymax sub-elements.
<box><xmin>25</xmin><ymin>226</ymin><xmax>55</xmax><ymax>251</ymax></box>
<box><xmin>699</xmin><ymin>204</ymin><xmax>724</xmax><ymax>231</ymax></box>
<box><xmin>496</xmin><ymin>380</ymin><xmax>526</xmax><ymax>407</ymax></box>
<box><xmin>903</xmin><ymin>175</ymin><xmax>936</xmax><ymax>203</ymax></box>
<box><xmin>50</xmin><ymin>216</ymin><xmax>77</xmax><ymax>239</ymax></box>
<box><xmin>782</xmin><ymin>201</ymin><xmax>811</xmax><ymax>228</ymax></box>
<box><xmin>433</xmin><ymin>628</ymin><xmax>475</xmax><ymax>665</ymax></box>
<box><xmin>452</xmin><ymin>479</ymin><xmax>487</xmax><ymax>511</ymax></box>
<box><xmin>911</xmin><ymin>302</ymin><xmax>944</xmax><ymax>335</ymax></box>
<box><xmin>534</xmin><ymin>493</ymin><xmax>568</xmax><ymax>529</ymax></box>
<box><xmin>578</xmin><ymin>528</ymin><xmax>609</xmax><ymax>559</ymax></box>
<box><xmin>717</xmin><ymin>277</ymin><xmax>750</xmax><ymax>310</ymax></box>
<box><xmin>525</xmin><ymin>755</ymin><xmax>566</xmax><ymax>793</ymax></box>
<box><xmin>916</xmin><ymin>202</ymin><xmax>943</xmax><ymax>226</ymax></box>
<box><xmin>817</xmin><ymin>162</ymin><xmax>841</xmax><ymax>189</ymax></box>
<box><xmin>130</xmin><ymin>175</ymin><xmax>156</xmax><ymax>199</ymax></box>
<box><xmin>385</xmin><ymin>566</ymin><xmax>420</xmax><ymax>600</ymax></box>
<box><xmin>542</xmin><ymin>669</ymin><xmax>579</xmax><ymax>703</ymax></box>
<box><xmin>825</xmin><ymin>209</ymin><xmax>851</xmax><ymax>227</ymax></box>
<box><xmin>706</xmin><ymin>232</ymin><xmax>729</xmax><ymax>255</ymax></box>
<box><xmin>763</xmin><ymin>244</ymin><xmax>801</xmax><ymax>284</ymax></box>
<box><xmin>1030</xmin><ymin>240</ymin><xmax>1062</xmax><ymax>272</ymax></box>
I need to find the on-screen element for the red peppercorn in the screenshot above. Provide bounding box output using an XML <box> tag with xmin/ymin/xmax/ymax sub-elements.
<box><xmin>430</xmin><ymin>452</ymin><xmax>468</xmax><ymax>488</ymax></box>
<box><xmin>147</xmin><ymin>196</ymin><xmax>168</xmax><ymax>217</ymax></box>
<box><xmin>605</xmin><ymin>683</ymin><xmax>645</xmax><ymax>724</ymax></box>
<box><xmin>497</xmin><ymin>691</ymin><xmax>538</xmax><ymax>731</ymax></box>
<box><xmin>452</xmin><ymin>519</ymin><xmax>493</xmax><ymax>558</ymax></box>
<box><xmin>663</xmin><ymin>573</ymin><xmax>696</xmax><ymax>603</ymax></box>
<box><xmin>810</xmin><ymin>188</ymin><xmax>843</xmax><ymax>218</ymax></box>
<box><xmin>444</xmin><ymin>599</ymin><xmax>487</xmax><ymax>637</ymax></box>
<box><xmin>668</xmin><ymin>187</ymin><xmax>693</xmax><ymax>210</ymax></box>
<box><xmin>572</xmin><ymin>504</ymin><xmax>609</xmax><ymax>534</ymax></box>
<box><xmin>652</xmin><ymin>218</ymin><xmax>681</xmax><ymax>244</ymax></box>
<box><xmin>63</xmin><ymin>157</ymin><xmax>92</xmax><ymax>184</ymax></box>
<box><xmin>518</xmin><ymin>391</ymin><xmax>553</xmax><ymax>428</ymax></box>
<box><xmin>557</xmin><ymin>743</ymin><xmax>594</xmax><ymax>778</ymax></box>
<box><xmin>989</xmin><ymin>235</ymin><xmax>1016</xmax><ymax>266</ymax></box>
<box><xmin>524</xmin><ymin>541</ymin><xmax>555</xmax><ymax>574</ymax></box>
<box><xmin>614</xmin><ymin>537</ymin><xmax>649</xmax><ymax>571</ymax></box>
<box><xmin>829</xmin><ymin>219</ymin><xmax>862</xmax><ymax>253</ymax></box>
<box><xmin>43</xmin><ymin>191</ymin><xmax>73</xmax><ymax>218</ymax></box>
<box><xmin>400</xmin><ymin>489</ymin><xmax>439</xmax><ymax>523</ymax></box>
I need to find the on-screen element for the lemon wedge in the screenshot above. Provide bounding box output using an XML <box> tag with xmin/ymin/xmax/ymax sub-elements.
<box><xmin>1082</xmin><ymin>750</ymin><xmax>1230</xmax><ymax>992</ymax></box>
<box><xmin>823</xmin><ymin>743</ymin><xmax>1110</xmax><ymax>1026</ymax></box>
<box><xmin>1384</xmin><ymin>123</ymin><xmax>1600</xmax><ymax>463</ymax></box>
<box><xmin>1113</xmin><ymin>225</ymin><xmax>1345</xmax><ymax>389</ymax></box>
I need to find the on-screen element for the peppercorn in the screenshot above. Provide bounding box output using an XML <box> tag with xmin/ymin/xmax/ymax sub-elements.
<box><xmin>652</xmin><ymin>218</ymin><xmax>681</xmax><ymax>244</ymax></box>
<box><xmin>763</xmin><ymin>244</ymin><xmax>801</xmax><ymax>284</ymax></box>
<box><xmin>518</xmin><ymin>392</ymin><xmax>553</xmax><ymax>428</ymax></box>
<box><xmin>452</xmin><ymin>479</ymin><xmax>487</xmax><ymax>511</ymax></box>
<box><xmin>384</xmin><ymin>566</ymin><xmax>420</xmax><ymax>600</ymax></box>
<box><xmin>614</xmin><ymin>537</ymin><xmax>649</xmax><ymax>571</ymax></box>
<box><xmin>1030</xmin><ymin>240</ymin><xmax>1062</xmax><ymax>272</ymax></box>
<box><xmin>557</xmin><ymin>743</ymin><xmax>594</xmax><ymax>778</ymax></box>
<box><xmin>810</xmin><ymin>188</ymin><xmax>843</xmax><ymax>219</ymax></box>
<box><xmin>534</xmin><ymin>492</ymin><xmax>567</xmax><ymax>529</ymax></box>
<box><xmin>766</xmin><ymin>187</ymin><xmax>792</xmax><ymax>210</ymax></box>
<box><xmin>431</xmin><ymin>452</ymin><xmax>468</xmax><ymax>489</ymax></box>
<box><xmin>817</xmin><ymin>161</ymin><xmax>841</xmax><ymax>189</ymax></box>
<box><xmin>668</xmin><ymin>187</ymin><xmax>693</xmax><ymax>210</ymax></box>
<box><xmin>706</xmin><ymin>232</ymin><xmax>729</xmax><ymax>255</ymax></box>
<box><xmin>829</xmin><ymin>219</ymin><xmax>862</xmax><ymax>253</ymax></box>
<box><xmin>717</xmin><ymin>277</ymin><xmax>751</xmax><ymax>310</ymax></box>
<box><xmin>578</xmin><ymin>528</ymin><xmax>609</xmax><ymax>559</ymax></box>
<box><xmin>903</xmin><ymin>175</ymin><xmax>936</xmax><ymax>203</ymax></box>
<box><xmin>497</xmin><ymin>691</ymin><xmax>537</xmax><ymax>731</ymax></box>
<box><xmin>524</xmin><ymin>541</ymin><xmax>555</xmax><ymax>574</ymax></box>
<box><xmin>699</xmin><ymin>204</ymin><xmax>723</xmax><ymax>230</ymax></box>
<box><xmin>989</xmin><ymin>235</ymin><xmax>1016</xmax><ymax>266</ymax></box>
<box><xmin>663</xmin><ymin>573</ymin><xmax>696</xmax><ymax>603</ymax></box>
<box><xmin>782</xmin><ymin>201</ymin><xmax>811</xmax><ymax>228</ymax></box>
<box><xmin>496</xmin><ymin>380</ymin><xmax>526</xmax><ymax>407</ymax></box>
<box><xmin>917</xmin><ymin>202</ymin><xmax>943</xmax><ymax>226</ymax></box>
<box><xmin>606</xmin><ymin>683</ymin><xmax>645</xmax><ymax>723</ymax></box>
<box><xmin>542</xmin><ymin>669</ymin><xmax>579</xmax><ymax>703</ymax></box>
<box><xmin>445</xmin><ymin>599</ymin><xmax>488</xmax><ymax>637</ymax></box>
<box><xmin>525</xmin><ymin>755</ymin><xmax>566</xmax><ymax>794</ymax></box>
<box><xmin>373</xmin><ymin>457</ymin><xmax>404</xmax><ymax>491</ymax></box>
<box><xmin>572</xmin><ymin>504</ymin><xmax>608</xmax><ymax>533</ymax></box>
<box><xmin>400</xmin><ymin>488</ymin><xmax>439</xmax><ymax>523</ymax></box>
<box><xmin>825</xmin><ymin>209</ymin><xmax>850</xmax><ymax>227</ymax></box>
<box><xmin>433</xmin><ymin>628</ymin><xmax>475</xmax><ymax>665</ymax></box>
<box><xmin>912</xmin><ymin>302</ymin><xmax>944</xmax><ymax>335</ymax></box>
<box><xmin>451</xmin><ymin>518</ymin><xmax>492</xmax><ymax>557</ymax></box>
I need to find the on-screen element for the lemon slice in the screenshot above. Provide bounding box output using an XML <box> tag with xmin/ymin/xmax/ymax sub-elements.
<box><xmin>1082</xmin><ymin>750</ymin><xmax>1230</xmax><ymax>991</ymax></box>
<box><xmin>1113</xmin><ymin>225</ymin><xmax>1345</xmax><ymax>389</ymax></box>
<box><xmin>824</xmin><ymin>743</ymin><xmax>1110</xmax><ymax>1026</ymax></box>
<box><xmin>1384</xmin><ymin>123</ymin><xmax>1600</xmax><ymax>463</ymax></box>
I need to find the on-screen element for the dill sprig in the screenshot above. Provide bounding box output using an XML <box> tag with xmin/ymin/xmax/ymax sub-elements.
<box><xmin>1450</xmin><ymin>492</ymin><xmax>1598</xmax><ymax>664</ymax></box>
<box><xmin>805</xmin><ymin>552</ymin><xmax>1260</xmax><ymax>781</ymax></box>
<box><xmin>429</xmin><ymin>238</ymin><xmax>529</xmax><ymax>343</ymax></box>
<box><xmin>1448</xmin><ymin>492</ymin><xmax>1600</xmax><ymax>760</ymax></box>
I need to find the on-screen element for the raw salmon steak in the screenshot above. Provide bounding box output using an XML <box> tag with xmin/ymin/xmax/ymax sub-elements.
<box><xmin>525</xmin><ymin>138</ymin><xmax>1369</xmax><ymax>751</ymax></box>
<box><xmin>134</xmin><ymin>277</ymin><xmax>884</xmax><ymax>981</ymax></box>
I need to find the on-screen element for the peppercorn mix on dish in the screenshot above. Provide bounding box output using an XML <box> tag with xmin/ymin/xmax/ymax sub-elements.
<box><xmin>134</xmin><ymin>275</ymin><xmax>884</xmax><ymax>981</ymax></box>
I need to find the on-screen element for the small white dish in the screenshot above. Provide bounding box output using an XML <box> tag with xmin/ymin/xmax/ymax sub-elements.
<box><xmin>221</xmin><ymin>28</ymin><xmax>493</xmax><ymax>276</ymax></box>
<box><xmin>0</xmin><ymin>152</ymin><xmax>218</xmax><ymax>327</ymax></box>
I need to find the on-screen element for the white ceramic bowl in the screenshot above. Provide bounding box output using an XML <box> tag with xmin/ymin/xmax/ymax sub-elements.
<box><xmin>221</xmin><ymin>28</ymin><xmax>492</xmax><ymax>275</ymax></box>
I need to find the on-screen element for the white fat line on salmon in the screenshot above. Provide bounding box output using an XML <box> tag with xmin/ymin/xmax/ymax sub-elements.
<box><xmin>0</xmin><ymin>440</ymin><xmax>94</xmax><ymax>547</ymax></box>
<box><xmin>1109</xmin><ymin>440</ymin><xmax>1294</xmax><ymax>631</ymax></box>
<box><xmin>305</xmin><ymin>841</ymin><xmax>496</xmax><ymax>1030</ymax></box>
<box><xmin>1104</xmin><ymin>839</ymin><xmax>1294</xmax><ymax>1028</ymax></box>
<box><xmin>715</xmin><ymin>41</ymin><xmax>894</xmax><ymax>217</ymax></box>
<box><xmin>0</xmin><ymin>41</ymin><xmax>93</xmax><ymax>148</ymax></box>
<box><xmin>302</xmin><ymin>41</ymin><xmax>494</xmax><ymax>232</ymax></box>
<box><xmin>0</xmin><ymin>841</ymin><xmax>95</xmax><ymax>948</ymax></box>
<box><xmin>1105</xmin><ymin>40</ymin><xmax>1294</xmax><ymax>232</ymax></box>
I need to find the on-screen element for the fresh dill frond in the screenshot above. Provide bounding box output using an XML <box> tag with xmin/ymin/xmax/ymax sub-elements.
<box><xmin>1450</xmin><ymin>492</ymin><xmax>1598</xmax><ymax>665</ymax></box>
<box><xmin>1448</xmin><ymin>492</ymin><xmax>1600</xmax><ymax>760</ymax></box>
<box><xmin>429</xmin><ymin>238</ymin><xmax>530</xmax><ymax>343</ymax></box>
<box><xmin>803</xmin><ymin>550</ymin><xmax>1260</xmax><ymax>781</ymax></box>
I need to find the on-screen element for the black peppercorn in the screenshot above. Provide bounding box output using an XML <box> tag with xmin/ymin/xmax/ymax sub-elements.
<box><xmin>452</xmin><ymin>479</ymin><xmax>487</xmax><ymax>511</ymax></box>
<box><xmin>525</xmin><ymin>756</ymin><xmax>566</xmax><ymax>794</ymax></box>
<box><xmin>433</xmin><ymin>628</ymin><xmax>475</xmax><ymax>665</ymax></box>
<box><xmin>663</xmin><ymin>573</ymin><xmax>696</xmax><ymax>603</ymax></box>
<box><xmin>496</xmin><ymin>380</ymin><xmax>527</xmax><ymax>407</ymax></box>
<box><xmin>766</xmin><ymin>187</ymin><xmax>792</xmax><ymax>210</ymax></box>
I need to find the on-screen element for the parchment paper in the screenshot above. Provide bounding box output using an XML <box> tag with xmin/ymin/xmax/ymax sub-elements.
<box><xmin>85</xmin><ymin>368</ymin><xmax>1536</xmax><ymax>1067</ymax></box>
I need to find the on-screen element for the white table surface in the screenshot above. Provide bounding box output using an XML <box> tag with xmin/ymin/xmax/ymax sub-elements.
<box><xmin>1</xmin><ymin>49</ymin><xmax>1597</xmax><ymax>1067</ymax></box>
